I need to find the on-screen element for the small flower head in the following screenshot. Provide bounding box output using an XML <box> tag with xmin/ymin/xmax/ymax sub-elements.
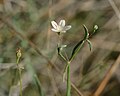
<box><xmin>16</xmin><ymin>48</ymin><xmax>22</xmax><ymax>58</ymax></box>
<box><xmin>51</xmin><ymin>20</ymin><xmax>71</xmax><ymax>33</ymax></box>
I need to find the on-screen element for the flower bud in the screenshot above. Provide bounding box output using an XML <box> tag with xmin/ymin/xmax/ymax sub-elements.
<box><xmin>16</xmin><ymin>48</ymin><xmax>22</xmax><ymax>58</ymax></box>
<box><xmin>94</xmin><ymin>25</ymin><xmax>98</xmax><ymax>30</ymax></box>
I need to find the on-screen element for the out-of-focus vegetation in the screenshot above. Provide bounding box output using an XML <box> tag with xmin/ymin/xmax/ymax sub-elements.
<box><xmin>0</xmin><ymin>0</ymin><xmax>120</xmax><ymax>96</ymax></box>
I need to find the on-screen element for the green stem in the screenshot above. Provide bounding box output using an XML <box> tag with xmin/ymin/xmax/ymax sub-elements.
<box><xmin>17</xmin><ymin>57</ymin><xmax>23</xmax><ymax>96</ymax></box>
<box><xmin>59</xmin><ymin>52</ymin><xmax>67</xmax><ymax>62</ymax></box>
<box><xmin>18</xmin><ymin>68</ymin><xmax>22</xmax><ymax>96</ymax></box>
<box><xmin>66</xmin><ymin>62</ymin><xmax>71</xmax><ymax>96</ymax></box>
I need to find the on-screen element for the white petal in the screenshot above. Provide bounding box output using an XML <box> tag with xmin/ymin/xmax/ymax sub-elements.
<box><xmin>59</xmin><ymin>20</ymin><xmax>65</xmax><ymax>27</ymax></box>
<box><xmin>51</xmin><ymin>21</ymin><xmax>58</xmax><ymax>29</ymax></box>
<box><xmin>61</xmin><ymin>31</ymin><xmax>66</xmax><ymax>33</ymax></box>
<box><xmin>64</xmin><ymin>25</ymin><xmax>71</xmax><ymax>31</ymax></box>
<box><xmin>51</xmin><ymin>28</ymin><xmax>59</xmax><ymax>32</ymax></box>
<box><xmin>61</xmin><ymin>45</ymin><xmax>67</xmax><ymax>48</ymax></box>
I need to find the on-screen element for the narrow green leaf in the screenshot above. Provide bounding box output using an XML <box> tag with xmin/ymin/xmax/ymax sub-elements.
<box><xmin>83</xmin><ymin>24</ymin><xmax>89</xmax><ymax>40</ymax></box>
<box><xmin>87</xmin><ymin>39</ymin><xmax>92</xmax><ymax>51</ymax></box>
<box><xmin>70</xmin><ymin>40</ymin><xmax>85</xmax><ymax>61</ymax></box>
<box><xmin>26</xmin><ymin>64</ymin><xmax>44</xmax><ymax>96</ymax></box>
<box><xmin>34</xmin><ymin>74</ymin><xmax>44</xmax><ymax>96</ymax></box>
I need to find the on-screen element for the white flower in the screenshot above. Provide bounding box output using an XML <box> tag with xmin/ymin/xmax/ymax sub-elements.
<box><xmin>51</xmin><ymin>20</ymin><xmax>71</xmax><ymax>33</ymax></box>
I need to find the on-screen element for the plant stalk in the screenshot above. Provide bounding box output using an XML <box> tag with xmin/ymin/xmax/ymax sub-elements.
<box><xmin>66</xmin><ymin>61</ymin><xmax>71</xmax><ymax>96</ymax></box>
<box><xmin>16</xmin><ymin>57</ymin><xmax>23</xmax><ymax>96</ymax></box>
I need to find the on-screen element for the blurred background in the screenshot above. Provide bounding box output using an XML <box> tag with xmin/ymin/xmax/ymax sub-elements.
<box><xmin>0</xmin><ymin>0</ymin><xmax>120</xmax><ymax>96</ymax></box>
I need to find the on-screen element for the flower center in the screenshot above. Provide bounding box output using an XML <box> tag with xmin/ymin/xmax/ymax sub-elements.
<box><xmin>57</xmin><ymin>26</ymin><xmax>63</xmax><ymax>31</ymax></box>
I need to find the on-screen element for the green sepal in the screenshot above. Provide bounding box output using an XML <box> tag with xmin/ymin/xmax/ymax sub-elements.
<box><xmin>83</xmin><ymin>24</ymin><xmax>89</xmax><ymax>40</ymax></box>
<box><xmin>87</xmin><ymin>39</ymin><xmax>92</xmax><ymax>51</ymax></box>
<box><xmin>57</xmin><ymin>45</ymin><xmax>67</xmax><ymax>62</ymax></box>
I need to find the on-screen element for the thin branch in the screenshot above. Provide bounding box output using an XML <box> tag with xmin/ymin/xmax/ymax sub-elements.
<box><xmin>92</xmin><ymin>55</ymin><xmax>120</xmax><ymax>96</ymax></box>
<box><xmin>108</xmin><ymin>0</ymin><xmax>120</xmax><ymax>30</ymax></box>
<box><xmin>108</xmin><ymin>0</ymin><xmax>120</xmax><ymax>19</ymax></box>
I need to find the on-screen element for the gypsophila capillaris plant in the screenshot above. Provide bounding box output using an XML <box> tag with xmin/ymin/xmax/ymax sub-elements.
<box><xmin>51</xmin><ymin>19</ymin><xmax>98</xmax><ymax>96</ymax></box>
